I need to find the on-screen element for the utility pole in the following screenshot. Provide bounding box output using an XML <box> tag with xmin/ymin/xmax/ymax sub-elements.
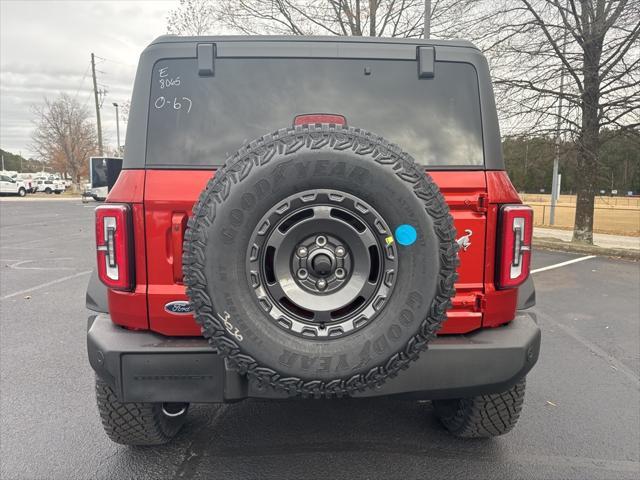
<box><xmin>91</xmin><ymin>53</ymin><xmax>104</xmax><ymax>156</ymax></box>
<box><xmin>424</xmin><ymin>0</ymin><xmax>431</xmax><ymax>38</ymax></box>
<box><xmin>112</xmin><ymin>102</ymin><xmax>121</xmax><ymax>154</ymax></box>
<box><xmin>1</xmin><ymin>154</ymin><xmax>4</xmax><ymax>171</ymax></box>
<box><xmin>550</xmin><ymin>3</ymin><xmax>568</xmax><ymax>226</ymax></box>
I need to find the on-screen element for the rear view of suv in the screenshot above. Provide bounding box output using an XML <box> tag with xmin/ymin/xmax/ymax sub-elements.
<box><xmin>86</xmin><ymin>36</ymin><xmax>540</xmax><ymax>445</ymax></box>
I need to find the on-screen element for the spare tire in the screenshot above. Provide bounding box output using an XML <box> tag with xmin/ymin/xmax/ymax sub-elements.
<box><xmin>183</xmin><ymin>125</ymin><xmax>457</xmax><ymax>397</ymax></box>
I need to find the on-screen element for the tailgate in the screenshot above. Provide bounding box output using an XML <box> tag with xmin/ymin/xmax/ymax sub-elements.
<box><xmin>143</xmin><ymin>170</ymin><xmax>487</xmax><ymax>336</ymax></box>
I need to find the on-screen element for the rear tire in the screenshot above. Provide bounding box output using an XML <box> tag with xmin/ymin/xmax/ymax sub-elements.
<box><xmin>45</xmin><ymin>187</ymin><xmax>52</xmax><ymax>194</ymax></box>
<box><xmin>433</xmin><ymin>379</ymin><xmax>526</xmax><ymax>438</ymax></box>
<box><xmin>94</xmin><ymin>377</ymin><xmax>188</xmax><ymax>446</ymax></box>
<box><xmin>18</xmin><ymin>188</ymin><xmax>26</xmax><ymax>197</ymax></box>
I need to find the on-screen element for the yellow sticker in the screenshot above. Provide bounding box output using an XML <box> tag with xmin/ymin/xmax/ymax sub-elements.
<box><xmin>385</xmin><ymin>236</ymin><xmax>394</xmax><ymax>246</ymax></box>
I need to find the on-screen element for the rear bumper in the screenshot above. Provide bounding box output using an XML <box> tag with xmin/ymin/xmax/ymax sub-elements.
<box><xmin>87</xmin><ymin>312</ymin><xmax>540</xmax><ymax>403</ymax></box>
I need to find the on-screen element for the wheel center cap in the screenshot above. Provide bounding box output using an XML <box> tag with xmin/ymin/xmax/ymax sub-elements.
<box><xmin>312</xmin><ymin>254</ymin><xmax>333</xmax><ymax>277</ymax></box>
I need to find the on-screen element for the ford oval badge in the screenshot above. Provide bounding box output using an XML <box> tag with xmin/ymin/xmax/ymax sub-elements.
<box><xmin>164</xmin><ymin>301</ymin><xmax>194</xmax><ymax>315</ymax></box>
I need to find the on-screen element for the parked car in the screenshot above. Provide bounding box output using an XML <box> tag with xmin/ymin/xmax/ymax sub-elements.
<box><xmin>34</xmin><ymin>178</ymin><xmax>64</xmax><ymax>194</ymax></box>
<box><xmin>13</xmin><ymin>173</ymin><xmax>38</xmax><ymax>193</ymax></box>
<box><xmin>86</xmin><ymin>36</ymin><xmax>540</xmax><ymax>446</ymax></box>
<box><xmin>0</xmin><ymin>174</ymin><xmax>27</xmax><ymax>196</ymax></box>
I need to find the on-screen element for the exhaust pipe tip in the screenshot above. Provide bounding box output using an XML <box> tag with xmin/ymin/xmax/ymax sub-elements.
<box><xmin>161</xmin><ymin>402</ymin><xmax>188</xmax><ymax>417</ymax></box>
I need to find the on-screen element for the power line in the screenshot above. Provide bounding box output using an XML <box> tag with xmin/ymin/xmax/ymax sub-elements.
<box><xmin>72</xmin><ymin>62</ymin><xmax>91</xmax><ymax>101</ymax></box>
<box><xmin>93</xmin><ymin>55</ymin><xmax>136</xmax><ymax>68</ymax></box>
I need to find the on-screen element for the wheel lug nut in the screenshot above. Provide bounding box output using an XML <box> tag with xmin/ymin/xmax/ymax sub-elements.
<box><xmin>315</xmin><ymin>235</ymin><xmax>327</xmax><ymax>247</ymax></box>
<box><xmin>335</xmin><ymin>246</ymin><xmax>346</xmax><ymax>257</ymax></box>
<box><xmin>297</xmin><ymin>268</ymin><xmax>308</xmax><ymax>280</ymax></box>
<box><xmin>316</xmin><ymin>279</ymin><xmax>327</xmax><ymax>290</ymax></box>
<box><xmin>297</xmin><ymin>247</ymin><xmax>308</xmax><ymax>258</ymax></box>
<box><xmin>335</xmin><ymin>268</ymin><xmax>345</xmax><ymax>279</ymax></box>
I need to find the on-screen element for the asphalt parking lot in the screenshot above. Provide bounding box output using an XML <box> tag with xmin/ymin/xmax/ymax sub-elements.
<box><xmin>1</xmin><ymin>198</ymin><xmax>639</xmax><ymax>480</ymax></box>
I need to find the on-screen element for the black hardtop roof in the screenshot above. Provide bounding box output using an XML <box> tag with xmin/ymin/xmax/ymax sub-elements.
<box><xmin>149</xmin><ymin>34</ymin><xmax>477</xmax><ymax>50</ymax></box>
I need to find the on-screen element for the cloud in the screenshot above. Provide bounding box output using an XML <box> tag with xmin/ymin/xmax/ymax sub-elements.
<box><xmin>0</xmin><ymin>0</ymin><xmax>176</xmax><ymax>157</ymax></box>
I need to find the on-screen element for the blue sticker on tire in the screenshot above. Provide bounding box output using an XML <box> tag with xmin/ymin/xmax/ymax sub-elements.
<box><xmin>395</xmin><ymin>224</ymin><xmax>417</xmax><ymax>246</ymax></box>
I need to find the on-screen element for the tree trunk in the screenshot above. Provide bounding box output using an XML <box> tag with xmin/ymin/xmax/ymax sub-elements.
<box><xmin>573</xmin><ymin>136</ymin><xmax>597</xmax><ymax>244</ymax></box>
<box><xmin>573</xmin><ymin>74</ymin><xmax>599</xmax><ymax>245</ymax></box>
<box><xmin>572</xmin><ymin>21</ymin><xmax>603</xmax><ymax>245</ymax></box>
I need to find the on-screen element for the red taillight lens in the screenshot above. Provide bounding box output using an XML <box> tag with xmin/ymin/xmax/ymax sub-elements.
<box><xmin>497</xmin><ymin>205</ymin><xmax>533</xmax><ymax>289</ymax></box>
<box><xmin>95</xmin><ymin>204</ymin><xmax>134</xmax><ymax>291</ymax></box>
<box><xmin>293</xmin><ymin>113</ymin><xmax>346</xmax><ymax>126</ymax></box>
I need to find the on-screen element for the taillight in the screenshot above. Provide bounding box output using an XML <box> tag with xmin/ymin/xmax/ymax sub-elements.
<box><xmin>294</xmin><ymin>113</ymin><xmax>347</xmax><ymax>126</ymax></box>
<box><xmin>95</xmin><ymin>204</ymin><xmax>134</xmax><ymax>291</ymax></box>
<box><xmin>497</xmin><ymin>205</ymin><xmax>533</xmax><ymax>289</ymax></box>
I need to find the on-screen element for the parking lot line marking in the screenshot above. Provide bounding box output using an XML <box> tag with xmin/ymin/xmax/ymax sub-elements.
<box><xmin>5</xmin><ymin>258</ymin><xmax>77</xmax><ymax>271</ymax></box>
<box><xmin>0</xmin><ymin>221</ymin><xmax>55</xmax><ymax>229</ymax></box>
<box><xmin>531</xmin><ymin>255</ymin><xmax>596</xmax><ymax>274</ymax></box>
<box><xmin>1</xmin><ymin>270</ymin><xmax>92</xmax><ymax>300</ymax></box>
<box><xmin>0</xmin><ymin>231</ymin><xmax>88</xmax><ymax>248</ymax></box>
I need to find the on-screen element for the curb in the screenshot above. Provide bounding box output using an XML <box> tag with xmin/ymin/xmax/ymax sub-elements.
<box><xmin>0</xmin><ymin>196</ymin><xmax>82</xmax><ymax>202</ymax></box>
<box><xmin>534</xmin><ymin>237</ymin><xmax>640</xmax><ymax>260</ymax></box>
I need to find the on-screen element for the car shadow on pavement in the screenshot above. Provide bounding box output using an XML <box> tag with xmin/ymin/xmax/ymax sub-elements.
<box><xmin>120</xmin><ymin>399</ymin><xmax>508</xmax><ymax>479</ymax></box>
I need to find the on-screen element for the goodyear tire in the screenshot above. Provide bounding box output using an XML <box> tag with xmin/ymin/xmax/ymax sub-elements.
<box><xmin>183</xmin><ymin>125</ymin><xmax>458</xmax><ymax>397</ymax></box>
<box><xmin>433</xmin><ymin>379</ymin><xmax>526</xmax><ymax>437</ymax></box>
<box><xmin>95</xmin><ymin>377</ymin><xmax>188</xmax><ymax>446</ymax></box>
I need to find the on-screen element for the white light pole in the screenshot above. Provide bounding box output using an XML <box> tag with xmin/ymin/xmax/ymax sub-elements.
<box><xmin>550</xmin><ymin>1</ymin><xmax>568</xmax><ymax>226</ymax></box>
<box><xmin>112</xmin><ymin>102</ymin><xmax>121</xmax><ymax>154</ymax></box>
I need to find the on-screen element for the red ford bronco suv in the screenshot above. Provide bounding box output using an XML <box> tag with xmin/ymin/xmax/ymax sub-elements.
<box><xmin>86</xmin><ymin>35</ymin><xmax>540</xmax><ymax>445</ymax></box>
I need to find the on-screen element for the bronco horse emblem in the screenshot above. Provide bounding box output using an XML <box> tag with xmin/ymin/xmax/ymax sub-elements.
<box><xmin>456</xmin><ymin>229</ymin><xmax>473</xmax><ymax>251</ymax></box>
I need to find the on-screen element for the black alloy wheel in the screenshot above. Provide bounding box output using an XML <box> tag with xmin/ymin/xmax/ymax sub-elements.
<box><xmin>247</xmin><ymin>189</ymin><xmax>398</xmax><ymax>339</ymax></box>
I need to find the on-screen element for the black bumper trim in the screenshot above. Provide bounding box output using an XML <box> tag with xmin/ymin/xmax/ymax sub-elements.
<box><xmin>87</xmin><ymin>313</ymin><xmax>540</xmax><ymax>402</ymax></box>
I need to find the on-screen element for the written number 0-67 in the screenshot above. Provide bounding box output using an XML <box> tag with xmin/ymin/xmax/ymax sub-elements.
<box><xmin>154</xmin><ymin>96</ymin><xmax>193</xmax><ymax>113</ymax></box>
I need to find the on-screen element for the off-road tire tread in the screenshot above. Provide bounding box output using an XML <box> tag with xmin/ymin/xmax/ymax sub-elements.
<box><xmin>434</xmin><ymin>379</ymin><xmax>526</xmax><ymax>438</ymax></box>
<box><xmin>95</xmin><ymin>377</ymin><xmax>186</xmax><ymax>446</ymax></box>
<box><xmin>183</xmin><ymin>124</ymin><xmax>458</xmax><ymax>398</ymax></box>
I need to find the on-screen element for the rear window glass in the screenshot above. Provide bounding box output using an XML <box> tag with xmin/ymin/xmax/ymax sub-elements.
<box><xmin>146</xmin><ymin>58</ymin><xmax>483</xmax><ymax>167</ymax></box>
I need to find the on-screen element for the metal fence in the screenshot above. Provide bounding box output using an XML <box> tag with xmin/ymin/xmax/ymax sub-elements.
<box><xmin>529</xmin><ymin>202</ymin><xmax>640</xmax><ymax>235</ymax></box>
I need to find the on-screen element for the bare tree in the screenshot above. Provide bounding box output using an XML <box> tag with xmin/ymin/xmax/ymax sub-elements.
<box><xmin>167</xmin><ymin>0</ymin><xmax>217</xmax><ymax>35</ymax></box>
<box><xmin>216</xmin><ymin>0</ymin><xmax>423</xmax><ymax>36</ymax></box>
<box><xmin>166</xmin><ymin>0</ymin><xmax>639</xmax><ymax>244</ymax></box>
<box><xmin>167</xmin><ymin>0</ymin><xmax>469</xmax><ymax>38</ymax></box>
<box><xmin>31</xmin><ymin>94</ymin><xmax>98</xmax><ymax>186</ymax></box>
<box><xmin>449</xmin><ymin>0</ymin><xmax>639</xmax><ymax>244</ymax></box>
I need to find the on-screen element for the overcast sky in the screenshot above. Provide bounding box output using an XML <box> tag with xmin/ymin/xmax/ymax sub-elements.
<box><xmin>0</xmin><ymin>0</ymin><xmax>180</xmax><ymax>158</ymax></box>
